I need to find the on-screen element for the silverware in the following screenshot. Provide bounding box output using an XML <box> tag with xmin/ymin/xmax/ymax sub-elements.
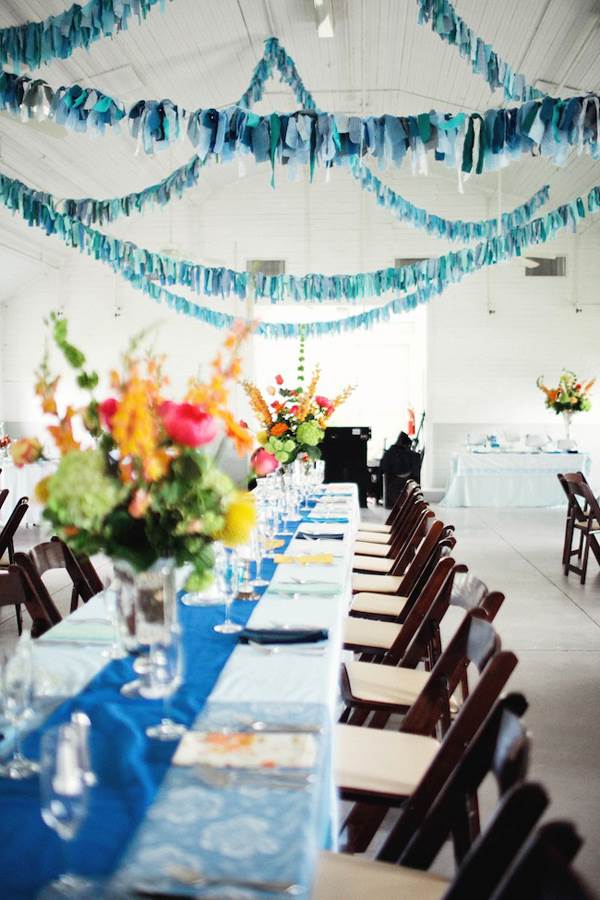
<box><xmin>215</xmin><ymin>717</ymin><xmax>323</xmax><ymax>735</ymax></box>
<box><xmin>195</xmin><ymin>763</ymin><xmax>315</xmax><ymax>792</ymax></box>
<box><xmin>247</xmin><ymin>641</ymin><xmax>326</xmax><ymax>657</ymax></box>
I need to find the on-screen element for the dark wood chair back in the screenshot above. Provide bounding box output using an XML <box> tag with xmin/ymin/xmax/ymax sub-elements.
<box><xmin>0</xmin><ymin>564</ymin><xmax>57</xmax><ymax>637</ymax></box>
<box><xmin>13</xmin><ymin>552</ymin><xmax>62</xmax><ymax>627</ymax></box>
<box><xmin>344</xmin><ymin>612</ymin><xmax>518</xmax><ymax>851</ymax></box>
<box><xmin>491</xmin><ymin>821</ymin><xmax>591</xmax><ymax>900</ymax></box>
<box><xmin>393</xmin><ymin>693</ymin><xmax>530</xmax><ymax>867</ymax></box>
<box><xmin>560</xmin><ymin>472</ymin><xmax>600</xmax><ymax>582</ymax></box>
<box><xmin>384</xmin><ymin>478</ymin><xmax>421</xmax><ymax>527</ymax></box>
<box><xmin>28</xmin><ymin>539</ymin><xmax>99</xmax><ymax>613</ymax></box>
<box><xmin>0</xmin><ymin>488</ymin><xmax>9</xmax><ymax>512</ymax></box>
<box><xmin>0</xmin><ymin>496</ymin><xmax>29</xmax><ymax>563</ymax></box>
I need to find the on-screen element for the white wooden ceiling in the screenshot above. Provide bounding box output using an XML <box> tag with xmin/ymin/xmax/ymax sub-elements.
<box><xmin>0</xmin><ymin>0</ymin><xmax>599</xmax><ymax>274</ymax></box>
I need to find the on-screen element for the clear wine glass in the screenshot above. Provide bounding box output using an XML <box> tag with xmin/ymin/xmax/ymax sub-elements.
<box><xmin>143</xmin><ymin>625</ymin><xmax>186</xmax><ymax>741</ymax></box>
<box><xmin>38</xmin><ymin>723</ymin><xmax>93</xmax><ymax>897</ymax></box>
<box><xmin>213</xmin><ymin>551</ymin><xmax>243</xmax><ymax>634</ymax></box>
<box><xmin>0</xmin><ymin>645</ymin><xmax>39</xmax><ymax>779</ymax></box>
<box><xmin>252</xmin><ymin>527</ymin><xmax>269</xmax><ymax>588</ymax></box>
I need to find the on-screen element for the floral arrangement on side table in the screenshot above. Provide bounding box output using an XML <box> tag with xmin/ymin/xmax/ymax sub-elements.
<box><xmin>10</xmin><ymin>315</ymin><xmax>256</xmax><ymax>591</ymax></box>
<box><xmin>243</xmin><ymin>333</ymin><xmax>354</xmax><ymax>473</ymax></box>
<box><xmin>536</xmin><ymin>370</ymin><xmax>595</xmax><ymax>444</ymax></box>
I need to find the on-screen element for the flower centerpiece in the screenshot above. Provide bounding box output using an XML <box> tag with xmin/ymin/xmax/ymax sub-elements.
<box><xmin>243</xmin><ymin>332</ymin><xmax>354</xmax><ymax>472</ymax></box>
<box><xmin>536</xmin><ymin>370</ymin><xmax>595</xmax><ymax>444</ymax></box>
<box><xmin>11</xmin><ymin>314</ymin><xmax>256</xmax><ymax>592</ymax></box>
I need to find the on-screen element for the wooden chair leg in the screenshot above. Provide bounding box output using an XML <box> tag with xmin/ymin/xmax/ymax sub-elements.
<box><xmin>15</xmin><ymin>603</ymin><xmax>23</xmax><ymax>635</ymax></box>
<box><xmin>69</xmin><ymin>586</ymin><xmax>79</xmax><ymax>614</ymax></box>
<box><xmin>581</xmin><ymin>534</ymin><xmax>591</xmax><ymax>585</ymax></box>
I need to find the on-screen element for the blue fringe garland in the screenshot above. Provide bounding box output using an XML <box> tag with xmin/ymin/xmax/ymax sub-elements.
<box><xmin>0</xmin><ymin>36</ymin><xmax>598</xmax><ymax>174</ymax></box>
<box><xmin>1</xmin><ymin>166</ymin><xmax>599</xmax><ymax>337</ymax></box>
<box><xmin>416</xmin><ymin>0</ymin><xmax>544</xmax><ymax>103</ymax></box>
<box><xmin>0</xmin><ymin>170</ymin><xmax>557</xmax><ymax>303</ymax></box>
<box><xmin>0</xmin><ymin>0</ymin><xmax>168</xmax><ymax>73</ymax></box>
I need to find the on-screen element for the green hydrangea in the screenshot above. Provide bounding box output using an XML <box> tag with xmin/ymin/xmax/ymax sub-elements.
<box><xmin>296</xmin><ymin>422</ymin><xmax>324</xmax><ymax>447</ymax></box>
<box><xmin>46</xmin><ymin>450</ymin><xmax>126</xmax><ymax>534</ymax></box>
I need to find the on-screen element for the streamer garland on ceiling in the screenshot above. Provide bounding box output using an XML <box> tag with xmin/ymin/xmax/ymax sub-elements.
<box><xmin>1</xmin><ymin>39</ymin><xmax>598</xmax><ymax>174</ymax></box>
<box><xmin>0</xmin><ymin>171</ymin><xmax>558</xmax><ymax>303</ymax></box>
<box><xmin>0</xmin><ymin>0</ymin><xmax>170</xmax><ymax>73</ymax></box>
<box><xmin>415</xmin><ymin>0</ymin><xmax>544</xmax><ymax>102</ymax></box>
<box><xmin>2</xmin><ymin>166</ymin><xmax>599</xmax><ymax>337</ymax></box>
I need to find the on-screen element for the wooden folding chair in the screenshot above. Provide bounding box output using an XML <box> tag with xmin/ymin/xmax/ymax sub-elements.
<box><xmin>0</xmin><ymin>496</ymin><xmax>30</xmax><ymax>633</ymax></box>
<box><xmin>560</xmin><ymin>472</ymin><xmax>600</xmax><ymax>583</ymax></box>
<box><xmin>353</xmin><ymin>499</ymin><xmax>432</xmax><ymax>571</ymax></box>
<box><xmin>27</xmin><ymin>539</ymin><xmax>101</xmax><ymax>613</ymax></box>
<box><xmin>315</xmin><ymin>781</ymin><xmax>548</xmax><ymax>899</ymax></box>
<box><xmin>491</xmin><ymin>821</ymin><xmax>590</xmax><ymax>900</ymax></box>
<box><xmin>345</xmin><ymin>520</ymin><xmax>455</xmax><ymax>647</ymax></box>
<box><xmin>356</xmin><ymin>479</ymin><xmax>421</xmax><ymax>539</ymax></box>
<box><xmin>338</xmin><ymin>611</ymin><xmax>518</xmax><ymax>853</ymax></box>
<box><xmin>355</xmin><ymin>487</ymin><xmax>426</xmax><ymax>554</ymax></box>
<box><xmin>340</xmin><ymin>567</ymin><xmax>505</xmax><ymax>729</ymax></box>
<box><xmin>0</xmin><ymin>564</ymin><xmax>59</xmax><ymax>637</ymax></box>
<box><xmin>0</xmin><ymin>488</ymin><xmax>9</xmax><ymax>513</ymax></box>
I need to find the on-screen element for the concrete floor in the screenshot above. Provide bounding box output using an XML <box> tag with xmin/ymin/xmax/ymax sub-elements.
<box><xmin>3</xmin><ymin>508</ymin><xmax>600</xmax><ymax>884</ymax></box>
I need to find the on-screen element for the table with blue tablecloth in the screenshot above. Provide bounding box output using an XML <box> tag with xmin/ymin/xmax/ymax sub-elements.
<box><xmin>440</xmin><ymin>450</ymin><xmax>592</xmax><ymax>508</ymax></box>
<box><xmin>0</xmin><ymin>483</ymin><xmax>360</xmax><ymax>898</ymax></box>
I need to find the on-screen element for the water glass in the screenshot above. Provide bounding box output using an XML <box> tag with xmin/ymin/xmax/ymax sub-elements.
<box><xmin>252</xmin><ymin>528</ymin><xmax>269</xmax><ymax>588</ymax></box>
<box><xmin>38</xmin><ymin>723</ymin><xmax>93</xmax><ymax>897</ymax></box>
<box><xmin>0</xmin><ymin>642</ymin><xmax>39</xmax><ymax>779</ymax></box>
<box><xmin>143</xmin><ymin>625</ymin><xmax>187</xmax><ymax>741</ymax></box>
<box><xmin>213</xmin><ymin>551</ymin><xmax>243</xmax><ymax>634</ymax></box>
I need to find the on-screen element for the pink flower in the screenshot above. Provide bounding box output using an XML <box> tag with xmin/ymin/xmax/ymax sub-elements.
<box><xmin>161</xmin><ymin>402</ymin><xmax>218</xmax><ymax>448</ymax></box>
<box><xmin>290</xmin><ymin>404</ymin><xmax>299</xmax><ymax>415</ymax></box>
<box><xmin>275</xmin><ymin>374</ymin><xmax>284</xmax><ymax>386</ymax></box>
<box><xmin>251</xmin><ymin>448</ymin><xmax>279</xmax><ymax>476</ymax></box>
<box><xmin>99</xmin><ymin>397</ymin><xmax>118</xmax><ymax>429</ymax></box>
<box><xmin>316</xmin><ymin>395</ymin><xmax>334</xmax><ymax>413</ymax></box>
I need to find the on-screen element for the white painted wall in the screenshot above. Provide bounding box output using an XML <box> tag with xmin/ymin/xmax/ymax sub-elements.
<box><xmin>1</xmin><ymin>165</ymin><xmax>599</xmax><ymax>491</ymax></box>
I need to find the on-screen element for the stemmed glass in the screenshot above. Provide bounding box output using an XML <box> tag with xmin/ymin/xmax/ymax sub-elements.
<box><xmin>142</xmin><ymin>625</ymin><xmax>186</xmax><ymax>741</ymax></box>
<box><xmin>38</xmin><ymin>723</ymin><xmax>93</xmax><ymax>897</ymax></box>
<box><xmin>213</xmin><ymin>551</ymin><xmax>243</xmax><ymax>634</ymax></box>
<box><xmin>252</xmin><ymin>527</ymin><xmax>269</xmax><ymax>588</ymax></box>
<box><xmin>0</xmin><ymin>643</ymin><xmax>39</xmax><ymax>779</ymax></box>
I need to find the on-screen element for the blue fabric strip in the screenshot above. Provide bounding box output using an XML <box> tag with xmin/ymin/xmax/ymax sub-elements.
<box><xmin>0</xmin><ymin>539</ymin><xmax>289</xmax><ymax>897</ymax></box>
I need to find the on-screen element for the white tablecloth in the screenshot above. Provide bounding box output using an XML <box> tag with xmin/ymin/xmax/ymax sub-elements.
<box><xmin>440</xmin><ymin>450</ymin><xmax>592</xmax><ymax>508</ymax></box>
<box><xmin>0</xmin><ymin>459</ymin><xmax>58</xmax><ymax>525</ymax></box>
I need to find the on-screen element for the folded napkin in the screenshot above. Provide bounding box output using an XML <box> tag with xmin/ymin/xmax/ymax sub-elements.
<box><xmin>274</xmin><ymin>553</ymin><xmax>333</xmax><ymax>565</ymax></box>
<box><xmin>173</xmin><ymin>731</ymin><xmax>317</xmax><ymax>769</ymax></box>
<box><xmin>308</xmin><ymin>516</ymin><xmax>349</xmax><ymax>524</ymax></box>
<box><xmin>40</xmin><ymin>620</ymin><xmax>114</xmax><ymax>644</ymax></box>
<box><xmin>265</xmin><ymin>538</ymin><xmax>285</xmax><ymax>550</ymax></box>
<box><xmin>271</xmin><ymin>582</ymin><xmax>341</xmax><ymax>597</ymax></box>
<box><xmin>239</xmin><ymin>626</ymin><xmax>328</xmax><ymax>644</ymax></box>
<box><xmin>297</xmin><ymin>531</ymin><xmax>344</xmax><ymax>541</ymax></box>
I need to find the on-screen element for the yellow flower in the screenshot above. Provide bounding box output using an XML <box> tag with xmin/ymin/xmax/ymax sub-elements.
<box><xmin>35</xmin><ymin>475</ymin><xmax>51</xmax><ymax>504</ymax></box>
<box><xmin>217</xmin><ymin>491</ymin><xmax>256</xmax><ymax>547</ymax></box>
<box><xmin>257</xmin><ymin>430</ymin><xmax>268</xmax><ymax>446</ymax></box>
<box><xmin>10</xmin><ymin>437</ymin><xmax>44</xmax><ymax>467</ymax></box>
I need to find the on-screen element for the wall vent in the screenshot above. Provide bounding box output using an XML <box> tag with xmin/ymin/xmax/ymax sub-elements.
<box><xmin>247</xmin><ymin>259</ymin><xmax>286</xmax><ymax>276</ymax></box>
<box><xmin>395</xmin><ymin>257</ymin><xmax>428</xmax><ymax>268</ymax></box>
<box><xmin>524</xmin><ymin>255</ymin><xmax>567</xmax><ymax>277</ymax></box>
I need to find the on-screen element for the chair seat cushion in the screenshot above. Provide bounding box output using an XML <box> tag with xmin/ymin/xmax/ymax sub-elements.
<box><xmin>574</xmin><ymin>519</ymin><xmax>600</xmax><ymax>531</ymax></box>
<box><xmin>355</xmin><ymin>530</ymin><xmax>392</xmax><ymax>544</ymax></box>
<box><xmin>344</xmin><ymin>616</ymin><xmax>402</xmax><ymax>650</ymax></box>
<box><xmin>350</xmin><ymin>592</ymin><xmax>408</xmax><ymax>617</ymax></box>
<box><xmin>314</xmin><ymin>851</ymin><xmax>449</xmax><ymax>900</ymax></box>
<box><xmin>358</xmin><ymin>521</ymin><xmax>392</xmax><ymax>533</ymax></box>
<box><xmin>354</xmin><ymin>540</ymin><xmax>390</xmax><ymax>556</ymax></box>
<box><xmin>335</xmin><ymin>723</ymin><xmax>440</xmax><ymax>795</ymax></box>
<box><xmin>352</xmin><ymin>555</ymin><xmax>394</xmax><ymax>574</ymax></box>
<box><xmin>352</xmin><ymin>572</ymin><xmax>403</xmax><ymax>594</ymax></box>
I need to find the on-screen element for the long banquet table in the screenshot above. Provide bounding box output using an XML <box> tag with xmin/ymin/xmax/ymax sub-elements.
<box><xmin>0</xmin><ymin>483</ymin><xmax>359</xmax><ymax>899</ymax></box>
<box><xmin>440</xmin><ymin>449</ymin><xmax>592</xmax><ymax>507</ymax></box>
